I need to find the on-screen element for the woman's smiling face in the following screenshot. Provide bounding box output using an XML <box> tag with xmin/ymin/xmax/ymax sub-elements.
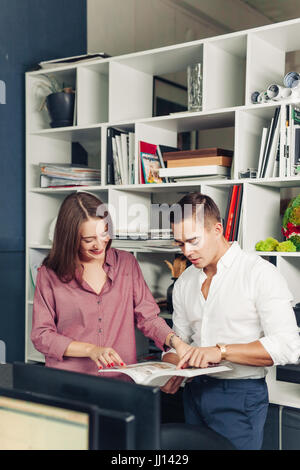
<box><xmin>78</xmin><ymin>217</ymin><xmax>110</xmax><ymax>262</ymax></box>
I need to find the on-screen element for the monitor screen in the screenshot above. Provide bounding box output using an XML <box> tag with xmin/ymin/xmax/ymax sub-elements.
<box><xmin>0</xmin><ymin>387</ymin><xmax>97</xmax><ymax>450</ymax></box>
<box><xmin>13</xmin><ymin>362</ymin><xmax>160</xmax><ymax>450</ymax></box>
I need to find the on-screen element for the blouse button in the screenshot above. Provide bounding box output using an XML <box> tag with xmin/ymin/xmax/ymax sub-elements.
<box><xmin>98</xmin><ymin>329</ymin><xmax>102</xmax><ymax>334</ymax></box>
<box><xmin>97</xmin><ymin>300</ymin><xmax>101</xmax><ymax>304</ymax></box>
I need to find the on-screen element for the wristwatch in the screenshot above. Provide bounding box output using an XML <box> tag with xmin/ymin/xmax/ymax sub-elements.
<box><xmin>216</xmin><ymin>343</ymin><xmax>227</xmax><ymax>361</ymax></box>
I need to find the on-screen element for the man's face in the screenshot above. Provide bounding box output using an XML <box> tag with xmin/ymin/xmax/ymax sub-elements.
<box><xmin>172</xmin><ymin>216</ymin><xmax>222</xmax><ymax>269</ymax></box>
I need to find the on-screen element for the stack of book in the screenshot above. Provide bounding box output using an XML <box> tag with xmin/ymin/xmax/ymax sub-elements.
<box><xmin>112</xmin><ymin>229</ymin><xmax>178</xmax><ymax>251</ymax></box>
<box><xmin>223</xmin><ymin>184</ymin><xmax>243</xmax><ymax>242</ymax></box>
<box><xmin>257</xmin><ymin>104</ymin><xmax>300</xmax><ymax>179</ymax></box>
<box><xmin>158</xmin><ymin>148</ymin><xmax>233</xmax><ymax>182</ymax></box>
<box><xmin>40</xmin><ymin>163</ymin><xmax>101</xmax><ymax>188</ymax></box>
<box><xmin>107</xmin><ymin>128</ymin><xmax>135</xmax><ymax>185</ymax></box>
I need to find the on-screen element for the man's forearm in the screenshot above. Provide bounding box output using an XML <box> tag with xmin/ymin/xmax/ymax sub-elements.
<box><xmin>222</xmin><ymin>340</ymin><xmax>273</xmax><ymax>367</ymax></box>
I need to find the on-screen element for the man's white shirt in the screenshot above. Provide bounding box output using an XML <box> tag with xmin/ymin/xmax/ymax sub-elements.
<box><xmin>163</xmin><ymin>242</ymin><xmax>300</xmax><ymax>379</ymax></box>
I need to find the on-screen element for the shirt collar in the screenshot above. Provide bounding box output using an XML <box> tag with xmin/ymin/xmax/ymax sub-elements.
<box><xmin>198</xmin><ymin>241</ymin><xmax>241</xmax><ymax>279</ymax></box>
<box><xmin>75</xmin><ymin>247</ymin><xmax>117</xmax><ymax>288</ymax></box>
<box><xmin>102</xmin><ymin>247</ymin><xmax>116</xmax><ymax>282</ymax></box>
<box><xmin>218</xmin><ymin>241</ymin><xmax>241</xmax><ymax>269</ymax></box>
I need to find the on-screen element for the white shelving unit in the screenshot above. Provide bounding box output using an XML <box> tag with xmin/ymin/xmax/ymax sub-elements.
<box><xmin>26</xmin><ymin>17</ymin><xmax>300</xmax><ymax>403</ymax></box>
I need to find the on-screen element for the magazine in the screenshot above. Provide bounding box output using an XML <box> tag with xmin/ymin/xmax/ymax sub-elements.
<box><xmin>140</xmin><ymin>152</ymin><xmax>163</xmax><ymax>184</ymax></box>
<box><xmin>98</xmin><ymin>361</ymin><xmax>231</xmax><ymax>387</ymax></box>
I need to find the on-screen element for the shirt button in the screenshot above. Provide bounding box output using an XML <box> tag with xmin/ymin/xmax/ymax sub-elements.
<box><xmin>97</xmin><ymin>300</ymin><xmax>101</xmax><ymax>304</ymax></box>
<box><xmin>98</xmin><ymin>318</ymin><xmax>102</xmax><ymax>322</ymax></box>
<box><xmin>98</xmin><ymin>329</ymin><xmax>102</xmax><ymax>333</ymax></box>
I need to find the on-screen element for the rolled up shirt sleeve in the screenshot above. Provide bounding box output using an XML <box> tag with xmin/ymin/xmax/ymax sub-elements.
<box><xmin>31</xmin><ymin>267</ymin><xmax>73</xmax><ymax>362</ymax></box>
<box><xmin>255</xmin><ymin>262</ymin><xmax>300</xmax><ymax>366</ymax></box>
<box><xmin>132</xmin><ymin>257</ymin><xmax>173</xmax><ymax>351</ymax></box>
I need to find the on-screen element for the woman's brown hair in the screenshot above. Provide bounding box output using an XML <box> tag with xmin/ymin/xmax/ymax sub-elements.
<box><xmin>43</xmin><ymin>192</ymin><xmax>112</xmax><ymax>282</ymax></box>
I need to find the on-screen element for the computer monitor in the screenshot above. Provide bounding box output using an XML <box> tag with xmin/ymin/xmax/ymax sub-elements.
<box><xmin>0</xmin><ymin>386</ymin><xmax>98</xmax><ymax>450</ymax></box>
<box><xmin>13</xmin><ymin>362</ymin><xmax>161</xmax><ymax>450</ymax></box>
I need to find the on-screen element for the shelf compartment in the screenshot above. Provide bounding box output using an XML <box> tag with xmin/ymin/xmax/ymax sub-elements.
<box><xmin>246</xmin><ymin>19</ymin><xmax>300</xmax><ymax>106</ymax></box>
<box><xmin>26</xmin><ymin>68</ymin><xmax>77</xmax><ymax>133</ymax></box>
<box><xmin>27</xmin><ymin>126</ymin><xmax>102</xmax><ymax>189</ymax></box>
<box><xmin>77</xmin><ymin>62</ymin><xmax>109</xmax><ymax>126</ymax></box>
<box><xmin>203</xmin><ymin>35</ymin><xmax>247</xmax><ymax>111</ymax></box>
<box><xmin>243</xmin><ymin>183</ymin><xmax>283</xmax><ymax>252</ymax></box>
<box><xmin>136</xmin><ymin>251</ymin><xmax>179</xmax><ymax>300</ymax></box>
<box><xmin>109</xmin><ymin>42</ymin><xmax>203</xmax><ymax>122</ymax></box>
<box><xmin>27</xmin><ymin>191</ymin><xmax>108</xmax><ymax>246</ymax></box>
<box><xmin>277</xmin><ymin>257</ymin><xmax>300</xmax><ymax>307</ymax></box>
<box><xmin>235</xmin><ymin>106</ymin><xmax>279</xmax><ymax>180</ymax></box>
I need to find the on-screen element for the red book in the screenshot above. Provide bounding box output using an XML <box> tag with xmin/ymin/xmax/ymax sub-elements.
<box><xmin>231</xmin><ymin>185</ymin><xmax>243</xmax><ymax>241</ymax></box>
<box><xmin>139</xmin><ymin>141</ymin><xmax>158</xmax><ymax>184</ymax></box>
<box><xmin>225</xmin><ymin>185</ymin><xmax>238</xmax><ymax>240</ymax></box>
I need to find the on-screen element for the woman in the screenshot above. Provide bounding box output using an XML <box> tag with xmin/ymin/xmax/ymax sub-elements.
<box><xmin>31</xmin><ymin>192</ymin><xmax>187</xmax><ymax>376</ymax></box>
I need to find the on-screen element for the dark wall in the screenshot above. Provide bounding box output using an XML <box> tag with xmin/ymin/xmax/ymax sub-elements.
<box><xmin>0</xmin><ymin>0</ymin><xmax>87</xmax><ymax>361</ymax></box>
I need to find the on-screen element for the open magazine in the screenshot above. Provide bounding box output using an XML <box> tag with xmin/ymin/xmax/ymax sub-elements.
<box><xmin>98</xmin><ymin>361</ymin><xmax>231</xmax><ymax>387</ymax></box>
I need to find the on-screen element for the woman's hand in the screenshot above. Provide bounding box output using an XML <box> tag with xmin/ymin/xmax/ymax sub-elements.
<box><xmin>87</xmin><ymin>346</ymin><xmax>126</xmax><ymax>369</ymax></box>
<box><xmin>176</xmin><ymin>346</ymin><xmax>222</xmax><ymax>370</ymax></box>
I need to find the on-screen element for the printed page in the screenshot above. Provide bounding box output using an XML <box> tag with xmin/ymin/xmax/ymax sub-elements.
<box><xmin>98</xmin><ymin>361</ymin><xmax>231</xmax><ymax>387</ymax></box>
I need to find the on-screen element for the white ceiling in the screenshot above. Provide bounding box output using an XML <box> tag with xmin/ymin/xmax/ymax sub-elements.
<box><xmin>242</xmin><ymin>0</ymin><xmax>300</xmax><ymax>23</ymax></box>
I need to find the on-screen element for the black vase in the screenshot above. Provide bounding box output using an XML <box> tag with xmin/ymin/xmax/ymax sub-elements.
<box><xmin>167</xmin><ymin>277</ymin><xmax>177</xmax><ymax>314</ymax></box>
<box><xmin>46</xmin><ymin>91</ymin><xmax>75</xmax><ymax>128</ymax></box>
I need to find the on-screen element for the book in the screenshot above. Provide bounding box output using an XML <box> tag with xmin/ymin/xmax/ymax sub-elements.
<box><xmin>156</xmin><ymin>145</ymin><xmax>169</xmax><ymax>183</ymax></box>
<box><xmin>159</xmin><ymin>165</ymin><xmax>230</xmax><ymax>179</ymax></box>
<box><xmin>139</xmin><ymin>141</ymin><xmax>162</xmax><ymax>184</ymax></box>
<box><xmin>167</xmin><ymin>156</ymin><xmax>232</xmax><ymax>168</ymax></box>
<box><xmin>106</xmin><ymin>128</ymin><xmax>115</xmax><ymax>185</ymax></box>
<box><xmin>224</xmin><ymin>185</ymin><xmax>239</xmax><ymax>241</ymax></box>
<box><xmin>111</xmin><ymin>137</ymin><xmax>122</xmax><ymax>185</ymax></box>
<box><xmin>261</xmin><ymin>107</ymin><xmax>280</xmax><ymax>178</ymax></box>
<box><xmin>128</xmin><ymin>132</ymin><xmax>135</xmax><ymax>184</ymax></box>
<box><xmin>232</xmin><ymin>185</ymin><xmax>243</xmax><ymax>241</ymax></box>
<box><xmin>140</xmin><ymin>152</ymin><xmax>163</xmax><ymax>184</ymax></box>
<box><xmin>223</xmin><ymin>186</ymin><xmax>233</xmax><ymax>234</ymax></box>
<box><xmin>38</xmin><ymin>53</ymin><xmax>110</xmax><ymax>69</ymax></box>
<box><xmin>162</xmin><ymin>148</ymin><xmax>233</xmax><ymax>161</ymax></box>
<box><xmin>223</xmin><ymin>185</ymin><xmax>243</xmax><ymax>242</ymax></box>
<box><xmin>121</xmin><ymin>133</ymin><xmax>129</xmax><ymax>185</ymax></box>
<box><xmin>264</xmin><ymin>110</ymin><xmax>281</xmax><ymax>178</ymax></box>
<box><xmin>257</xmin><ymin>128</ymin><xmax>268</xmax><ymax>177</ymax></box>
<box><xmin>40</xmin><ymin>175</ymin><xmax>100</xmax><ymax>188</ymax></box>
<box><xmin>172</xmin><ymin>175</ymin><xmax>229</xmax><ymax>182</ymax></box>
<box><xmin>39</xmin><ymin>163</ymin><xmax>101</xmax><ymax>187</ymax></box>
<box><xmin>98</xmin><ymin>361</ymin><xmax>231</xmax><ymax>387</ymax></box>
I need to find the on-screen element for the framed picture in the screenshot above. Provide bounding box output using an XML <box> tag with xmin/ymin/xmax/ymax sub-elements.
<box><xmin>153</xmin><ymin>76</ymin><xmax>187</xmax><ymax>117</ymax></box>
<box><xmin>153</xmin><ymin>76</ymin><xmax>198</xmax><ymax>151</ymax></box>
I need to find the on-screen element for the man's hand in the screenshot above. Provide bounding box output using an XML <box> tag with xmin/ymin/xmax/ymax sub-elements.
<box><xmin>176</xmin><ymin>346</ymin><xmax>222</xmax><ymax>369</ymax></box>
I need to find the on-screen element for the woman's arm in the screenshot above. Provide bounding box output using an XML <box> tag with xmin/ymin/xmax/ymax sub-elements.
<box><xmin>31</xmin><ymin>267</ymin><xmax>125</xmax><ymax>367</ymax></box>
<box><xmin>64</xmin><ymin>341</ymin><xmax>126</xmax><ymax>369</ymax></box>
<box><xmin>31</xmin><ymin>268</ymin><xmax>73</xmax><ymax>362</ymax></box>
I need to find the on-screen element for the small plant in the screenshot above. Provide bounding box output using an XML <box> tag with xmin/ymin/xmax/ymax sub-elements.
<box><xmin>34</xmin><ymin>74</ymin><xmax>74</xmax><ymax>111</ymax></box>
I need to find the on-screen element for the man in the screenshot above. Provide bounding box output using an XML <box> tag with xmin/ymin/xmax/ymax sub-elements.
<box><xmin>162</xmin><ymin>192</ymin><xmax>300</xmax><ymax>450</ymax></box>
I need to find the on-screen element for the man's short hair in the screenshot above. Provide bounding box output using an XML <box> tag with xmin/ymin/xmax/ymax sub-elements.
<box><xmin>170</xmin><ymin>192</ymin><xmax>221</xmax><ymax>226</ymax></box>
